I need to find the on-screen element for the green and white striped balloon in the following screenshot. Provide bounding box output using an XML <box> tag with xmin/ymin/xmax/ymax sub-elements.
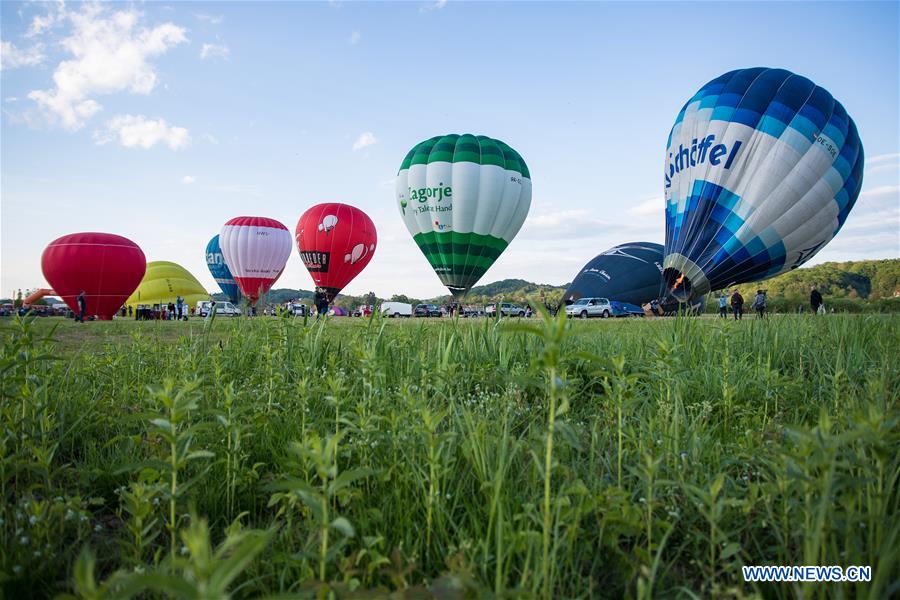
<box><xmin>396</xmin><ymin>134</ymin><xmax>532</xmax><ymax>297</ymax></box>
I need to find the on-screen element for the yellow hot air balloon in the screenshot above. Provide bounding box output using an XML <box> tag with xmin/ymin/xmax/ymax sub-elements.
<box><xmin>125</xmin><ymin>261</ymin><xmax>210</xmax><ymax>311</ymax></box>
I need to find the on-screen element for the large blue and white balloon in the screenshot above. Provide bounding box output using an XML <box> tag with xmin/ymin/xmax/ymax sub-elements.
<box><xmin>205</xmin><ymin>235</ymin><xmax>242</xmax><ymax>304</ymax></box>
<box><xmin>663</xmin><ymin>67</ymin><xmax>864</xmax><ymax>301</ymax></box>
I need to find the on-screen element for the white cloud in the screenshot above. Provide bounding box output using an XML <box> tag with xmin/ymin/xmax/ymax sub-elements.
<box><xmin>200</xmin><ymin>43</ymin><xmax>229</xmax><ymax>60</ymax></box>
<box><xmin>26</xmin><ymin>1</ymin><xmax>67</xmax><ymax>38</ymax></box>
<box><xmin>420</xmin><ymin>0</ymin><xmax>448</xmax><ymax>12</ymax></box>
<box><xmin>201</xmin><ymin>133</ymin><xmax>219</xmax><ymax>145</ymax></box>
<box><xmin>348</xmin><ymin>30</ymin><xmax>361</xmax><ymax>45</ymax></box>
<box><xmin>195</xmin><ymin>14</ymin><xmax>223</xmax><ymax>24</ymax></box>
<box><xmin>352</xmin><ymin>131</ymin><xmax>378</xmax><ymax>151</ymax></box>
<box><xmin>627</xmin><ymin>196</ymin><xmax>662</xmax><ymax>217</ymax></box>
<box><xmin>864</xmin><ymin>153</ymin><xmax>899</xmax><ymax>176</ymax></box>
<box><xmin>94</xmin><ymin>114</ymin><xmax>190</xmax><ymax>150</ymax></box>
<box><xmin>1</xmin><ymin>41</ymin><xmax>44</xmax><ymax>70</ymax></box>
<box><xmin>27</xmin><ymin>4</ymin><xmax>188</xmax><ymax>130</ymax></box>
<box><xmin>866</xmin><ymin>153</ymin><xmax>900</xmax><ymax>166</ymax></box>
<box><xmin>181</xmin><ymin>175</ymin><xmax>195</xmax><ymax>184</ymax></box>
<box><xmin>859</xmin><ymin>185</ymin><xmax>899</xmax><ymax>198</ymax></box>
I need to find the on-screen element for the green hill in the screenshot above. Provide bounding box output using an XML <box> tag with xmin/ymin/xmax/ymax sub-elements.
<box><xmin>201</xmin><ymin>259</ymin><xmax>899</xmax><ymax>312</ymax></box>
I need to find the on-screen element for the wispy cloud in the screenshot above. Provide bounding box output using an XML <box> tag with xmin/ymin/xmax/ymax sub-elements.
<box><xmin>200</xmin><ymin>43</ymin><xmax>230</xmax><ymax>60</ymax></box>
<box><xmin>420</xmin><ymin>0</ymin><xmax>448</xmax><ymax>12</ymax></box>
<box><xmin>348</xmin><ymin>30</ymin><xmax>361</xmax><ymax>45</ymax></box>
<box><xmin>94</xmin><ymin>114</ymin><xmax>191</xmax><ymax>150</ymax></box>
<box><xmin>865</xmin><ymin>153</ymin><xmax>900</xmax><ymax>165</ymax></box>
<box><xmin>352</xmin><ymin>132</ymin><xmax>378</xmax><ymax>151</ymax></box>
<box><xmin>25</xmin><ymin>1</ymin><xmax>66</xmax><ymax>38</ymax></box>
<box><xmin>859</xmin><ymin>185</ymin><xmax>899</xmax><ymax>198</ymax></box>
<box><xmin>864</xmin><ymin>153</ymin><xmax>899</xmax><ymax>176</ymax></box>
<box><xmin>27</xmin><ymin>3</ymin><xmax>187</xmax><ymax>130</ymax></box>
<box><xmin>1</xmin><ymin>41</ymin><xmax>44</xmax><ymax>70</ymax></box>
<box><xmin>195</xmin><ymin>14</ymin><xmax>223</xmax><ymax>24</ymax></box>
<box><xmin>181</xmin><ymin>175</ymin><xmax>196</xmax><ymax>185</ymax></box>
<box><xmin>627</xmin><ymin>196</ymin><xmax>662</xmax><ymax>217</ymax></box>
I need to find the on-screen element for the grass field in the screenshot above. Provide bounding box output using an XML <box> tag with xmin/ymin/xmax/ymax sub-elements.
<box><xmin>1</xmin><ymin>312</ymin><xmax>898</xmax><ymax>599</ymax></box>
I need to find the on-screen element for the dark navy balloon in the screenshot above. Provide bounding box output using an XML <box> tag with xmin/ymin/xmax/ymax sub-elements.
<box><xmin>563</xmin><ymin>242</ymin><xmax>663</xmax><ymax>305</ymax></box>
<box><xmin>664</xmin><ymin>67</ymin><xmax>864</xmax><ymax>302</ymax></box>
<box><xmin>205</xmin><ymin>235</ymin><xmax>241</xmax><ymax>303</ymax></box>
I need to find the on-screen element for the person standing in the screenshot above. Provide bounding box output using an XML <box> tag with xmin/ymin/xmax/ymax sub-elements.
<box><xmin>753</xmin><ymin>289</ymin><xmax>767</xmax><ymax>319</ymax></box>
<box><xmin>314</xmin><ymin>289</ymin><xmax>329</xmax><ymax>318</ymax></box>
<box><xmin>810</xmin><ymin>286</ymin><xmax>824</xmax><ymax>315</ymax></box>
<box><xmin>730</xmin><ymin>290</ymin><xmax>744</xmax><ymax>320</ymax></box>
<box><xmin>176</xmin><ymin>295</ymin><xmax>184</xmax><ymax>320</ymax></box>
<box><xmin>205</xmin><ymin>300</ymin><xmax>217</xmax><ymax>321</ymax></box>
<box><xmin>718</xmin><ymin>292</ymin><xmax>728</xmax><ymax>318</ymax></box>
<box><xmin>76</xmin><ymin>290</ymin><xmax>87</xmax><ymax>322</ymax></box>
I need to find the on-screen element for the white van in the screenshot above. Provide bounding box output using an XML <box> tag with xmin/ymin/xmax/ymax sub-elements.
<box><xmin>196</xmin><ymin>300</ymin><xmax>242</xmax><ymax>317</ymax></box>
<box><xmin>380</xmin><ymin>302</ymin><xmax>412</xmax><ymax>318</ymax></box>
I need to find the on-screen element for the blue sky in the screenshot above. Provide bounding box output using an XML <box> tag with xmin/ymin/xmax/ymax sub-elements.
<box><xmin>2</xmin><ymin>1</ymin><xmax>898</xmax><ymax>300</ymax></box>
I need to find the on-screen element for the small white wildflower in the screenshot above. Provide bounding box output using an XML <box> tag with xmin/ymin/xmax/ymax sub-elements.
<box><xmin>12</xmin><ymin>565</ymin><xmax>22</xmax><ymax>575</ymax></box>
<box><xmin>19</xmin><ymin>536</ymin><xmax>29</xmax><ymax>545</ymax></box>
<box><xmin>29</xmin><ymin>515</ymin><xmax>38</xmax><ymax>526</ymax></box>
<box><xmin>94</xmin><ymin>523</ymin><xmax>103</xmax><ymax>532</ymax></box>
<box><xmin>180</xmin><ymin>546</ymin><xmax>189</xmax><ymax>556</ymax></box>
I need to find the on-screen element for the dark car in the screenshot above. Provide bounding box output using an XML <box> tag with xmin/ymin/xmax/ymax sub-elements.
<box><xmin>414</xmin><ymin>304</ymin><xmax>442</xmax><ymax>317</ymax></box>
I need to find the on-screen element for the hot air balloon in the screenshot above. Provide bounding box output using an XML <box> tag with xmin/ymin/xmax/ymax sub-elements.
<box><xmin>41</xmin><ymin>232</ymin><xmax>146</xmax><ymax>320</ymax></box>
<box><xmin>219</xmin><ymin>217</ymin><xmax>292</xmax><ymax>304</ymax></box>
<box><xmin>125</xmin><ymin>261</ymin><xmax>209</xmax><ymax>310</ymax></box>
<box><xmin>396</xmin><ymin>134</ymin><xmax>532</xmax><ymax>297</ymax></box>
<box><xmin>563</xmin><ymin>242</ymin><xmax>664</xmax><ymax>305</ymax></box>
<box><xmin>295</xmin><ymin>203</ymin><xmax>377</xmax><ymax>302</ymax></box>
<box><xmin>663</xmin><ymin>67</ymin><xmax>864</xmax><ymax>302</ymax></box>
<box><xmin>205</xmin><ymin>235</ymin><xmax>241</xmax><ymax>303</ymax></box>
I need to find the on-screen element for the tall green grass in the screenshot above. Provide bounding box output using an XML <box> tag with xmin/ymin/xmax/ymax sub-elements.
<box><xmin>1</xmin><ymin>313</ymin><xmax>898</xmax><ymax>598</ymax></box>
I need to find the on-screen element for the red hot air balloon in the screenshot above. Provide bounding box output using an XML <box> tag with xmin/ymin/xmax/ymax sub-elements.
<box><xmin>296</xmin><ymin>203</ymin><xmax>377</xmax><ymax>302</ymax></box>
<box><xmin>219</xmin><ymin>216</ymin><xmax>293</xmax><ymax>305</ymax></box>
<box><xmin>41</xmin><ymin>232</ymin><xmax>146</xmax><ymax>320</ymax></box>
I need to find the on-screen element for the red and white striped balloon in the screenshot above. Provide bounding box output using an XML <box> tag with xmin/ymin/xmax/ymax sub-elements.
<box><xmin>219</xmin><ymin>216</ymin><xmax>292</xmax><ymax>304</ymax></box>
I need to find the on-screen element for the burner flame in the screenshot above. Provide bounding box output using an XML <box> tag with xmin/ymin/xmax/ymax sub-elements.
<box><xmin>671</xmin><ymin>273</ymin><xmax>686</xmax><ymax>290</ymax></box>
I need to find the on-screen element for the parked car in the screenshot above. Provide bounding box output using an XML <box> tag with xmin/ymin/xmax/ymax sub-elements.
<box><xmin>485</xmin><ymin>302</ymin><xmax>527</xmax><ymax>317</ymax></box>
<box><xmin>565</xmin><ymin>297</ymin><xmax>613</xmax><ymax>319</ymax></box>
<box><xmin>611</xmin><ymin>301</ymin><xmax>646</xmax><ymax>317</ymax></box>
<box><xmin>288</xmin><ymin>303</ymin><xmax>309</xmax><ymax>317</ymax></box>
<box><xmin>196</xmin><ymin>300</ymin><xmax>242</xmax><ymax>317</ymax></box>
<box><xmin>414</xmin><ymin>303</ymin><xmax>442</xmax><ymax>317</ymax></box>
<box><xmin>381</xmin><ymin>302</ymin><xmax>412</xmax><ymax>318</ymax></box>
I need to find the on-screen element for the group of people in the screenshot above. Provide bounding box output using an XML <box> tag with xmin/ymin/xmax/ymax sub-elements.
<box><xmin>717</xmin><ymin>286</ymin><xmax>826</xmax><ymax>320</ymax></box>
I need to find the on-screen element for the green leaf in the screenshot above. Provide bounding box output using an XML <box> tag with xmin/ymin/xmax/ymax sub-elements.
<box><xmin>330</xmin><ymin>517</ymin><xmax>356</xmax><ymax>538</ymax></box>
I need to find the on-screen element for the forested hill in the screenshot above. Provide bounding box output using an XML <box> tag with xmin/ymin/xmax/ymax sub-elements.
<box><xmin>728</xmin><ymin>259</ymin><xmax>899</xmax><ymax>300</ymax></box>
<box><xmin>198</xmin><ymin>259</ymin><xmax>898</xmax><ymax>308</ymax></box>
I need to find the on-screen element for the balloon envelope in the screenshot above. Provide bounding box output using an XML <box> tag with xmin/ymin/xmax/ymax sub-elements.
<box><xmin>396</xmin><ymin>134</ymin><xmax>532</xmax><ymax>297</ymax></box>
<box><xmin>563</xmin><ymin>242</ymin><xmax>664</xmax><ymax>305</ymax></box>
<box><xmin>205</xmin><ymin>235</ymin><xmax>241</xmax><ymax>303</ymax></box>
<box><xmin>41</xmin><ymin>232</ymin><xmax>146</xmax><ymax>319</ymax></box>
<box><xmin>295</xmin><ymin>203</ymin><xmax>377</xmax><ymax>302</ymax></box>
<box><xmin>125</xmin><ymin>261</ymin><xmax>209</xmax><ymax>309</ymax></box>
<box><xmin>663</xmin><ymin>67</ymin><xmax>864</xmax><ymax>302</ymax></box>
<box><xmin>219</xmin><ymin>217</ymin><xmax>292</xmax><ymax>304</ymax></box>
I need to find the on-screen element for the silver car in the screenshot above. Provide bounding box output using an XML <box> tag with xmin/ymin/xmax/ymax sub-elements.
<box><xmin>565</xmin><ymin>297</ymin><xmax>613</xmax><ymax>319</ymax></box>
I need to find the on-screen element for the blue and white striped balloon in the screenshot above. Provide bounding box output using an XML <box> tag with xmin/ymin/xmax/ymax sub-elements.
<box><xmin>205</xmin><ymin>235</ymin><xmax>242</xmax><ymax>304</ymax></box>
<box><xmin>662</xmin><ymin>67</ymin><xmax>864</xmax><ymax>301</ymax></box>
